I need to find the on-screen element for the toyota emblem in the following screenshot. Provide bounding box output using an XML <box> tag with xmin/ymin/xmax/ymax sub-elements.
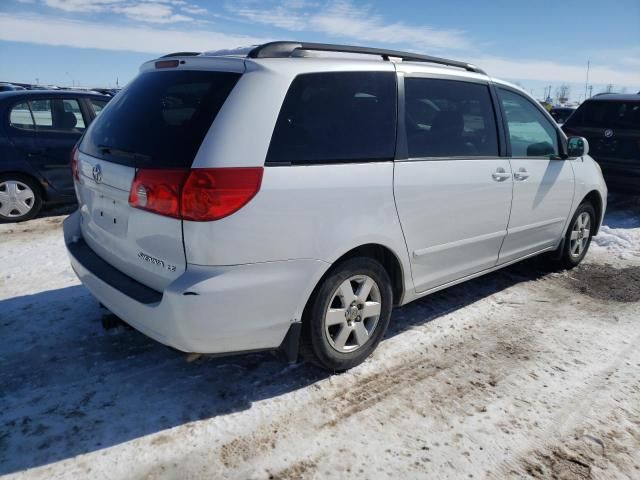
<box><xmin>92</xmin><ymin>164</ymin><xmax>103</xmax><ymax>183</ymax></box>
<box><xmin>604</xmin><ymin>129</ymin><xmax>614</xmax><ymax>138</ymax></box>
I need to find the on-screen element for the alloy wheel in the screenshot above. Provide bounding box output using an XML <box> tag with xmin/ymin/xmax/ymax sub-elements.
<box><xmin>569</xmin><ymin>211</ymin><xmax>591</xmax><ymax>258</ymax></box>
<box><xmin>324</xmin><ymin>275</ymin><xmax>382</xmax><ymax>353</ymax></box>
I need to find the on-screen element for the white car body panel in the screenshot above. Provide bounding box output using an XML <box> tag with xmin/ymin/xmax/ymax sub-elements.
<box><xmin>183</xmin><ymin>162</ymin><xmax>409</xmax><ymax>267</ymax></box>
<box><xmin>565</xmin><ymin>154</ymin><xmax>607</xmax><ymax>229</ymax></box>
<box><xmin>394</xmin><ymin>159</ymin><xmax>513</xmax><ymax>293</ymax></box>
<box><xmin>498</xmin><ymin>158</ymin><xmax>575</xmax><ymax>264</ymax></box>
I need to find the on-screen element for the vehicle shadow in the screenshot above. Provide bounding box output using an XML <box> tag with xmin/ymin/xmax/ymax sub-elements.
<box><xmin>37</xmin><ymin>203</ymin><xmax>76</xmax><ymax>220</ymax></box>
<box><xmin>0</xmin><ymin>261</ymin><xmax>548</xmax><ymax>475</ymax></box>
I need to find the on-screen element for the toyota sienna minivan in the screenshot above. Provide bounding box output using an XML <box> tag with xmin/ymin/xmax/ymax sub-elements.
<box><xmin>64</xmin><ymin>42</ymin><xmax>607</xmax><ymax>371</ymax></box>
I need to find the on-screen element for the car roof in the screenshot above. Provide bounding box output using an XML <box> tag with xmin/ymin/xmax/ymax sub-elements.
<box><xmin>586</xmin><ymin>93</ymin><xmax>640</xmax><ymax>102</ymax></box>
<box><xmin>0</xmin><ymin>89</ymin><xmax>109</xmax><ymax>99</ymax></box>
<box><xmin>147</xmin><ymin>41</ymin><xmax>489</xmax><ymax>80</ymax></box>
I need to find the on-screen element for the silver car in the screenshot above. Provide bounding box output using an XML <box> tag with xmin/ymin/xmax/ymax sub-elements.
<box><xmin>64</xmin><ymin>42</ymin><xmax>607</xmax><ymax>371</ymax></box>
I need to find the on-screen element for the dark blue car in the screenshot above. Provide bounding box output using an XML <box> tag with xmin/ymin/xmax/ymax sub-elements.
<box><xmin>0</xmin><ymin>90</ymin><xmax>109</xmax><ymax>222</ymax></box>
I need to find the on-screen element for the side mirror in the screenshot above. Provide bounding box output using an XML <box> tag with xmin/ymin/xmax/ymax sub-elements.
<box><xmin>567</xmin><ymin>136</ymin><xmax>589</xmax><ymax>157</ymax></box>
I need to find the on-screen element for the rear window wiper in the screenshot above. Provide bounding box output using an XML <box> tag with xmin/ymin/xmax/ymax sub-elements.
<box><xmin>97</xmin><ymin>145</ymin><xmax>151</xmax><ymax>163</ymax></box>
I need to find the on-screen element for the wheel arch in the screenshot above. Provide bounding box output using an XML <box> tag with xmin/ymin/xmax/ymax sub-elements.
<box><xmin>0</xmin><ymin>170</ymin><xmax>48</xmax><ymax>201</ymax></box>
<box><xmin>302</xmin><ymin>244</ymin><xmax>407</xmax><ymax>320</ymax></box>
<box><xmin>294</xmin><ymin>243</ymin><xmax>407</xmax><ymax>366</ymax></box>
<box><xmin>581</xmin><ymin>190</ymin><xmax>603</xmax><ymax>235</ymax></box>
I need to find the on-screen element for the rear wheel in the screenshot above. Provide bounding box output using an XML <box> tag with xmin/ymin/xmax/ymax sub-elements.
<box><xmin>552</xmin><ymin>202</ymin><xmax>596</xmax><ymax>269</ymax></box>
<box><xmin>301</xmin><ymin>257</ymin><xmax>393</xmax><ymax>372</ymax></box>
<box><xmin>0</xmin><ymin>175</ymin><xmax>42</xmax><ymax>222</ymax></box>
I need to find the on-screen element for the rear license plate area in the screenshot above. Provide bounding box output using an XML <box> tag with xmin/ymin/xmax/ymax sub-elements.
<box><xmin>93</xmin><ymin>193</ymin><xmax>128</xmax><ymax>237</ymax></box>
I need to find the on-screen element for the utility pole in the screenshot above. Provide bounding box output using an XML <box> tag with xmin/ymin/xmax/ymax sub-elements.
<box><xmin>584</xmin><ymin>60</ymin><xmax>590</xmax><ymax>100</ymax></box>
<box><xmin>588</xmin><ymin>85</ymin><xmax>593</xmax><ymax>98</ymax></box>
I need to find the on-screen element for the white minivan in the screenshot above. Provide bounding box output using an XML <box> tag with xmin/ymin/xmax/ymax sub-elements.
<box><xmin>64</xmin><ymin>42</ymin><xmax>607</xmax><ymax>371</ymax></box>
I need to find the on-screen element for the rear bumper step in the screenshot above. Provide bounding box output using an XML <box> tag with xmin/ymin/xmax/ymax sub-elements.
<box><xmin>67</xmin><ymin>238</ymin><xmax>162</xmax><ymax>304</ymax></box>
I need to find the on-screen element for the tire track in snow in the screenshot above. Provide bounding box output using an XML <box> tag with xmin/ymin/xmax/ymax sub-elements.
<box><xmin>214</xmin><ymin>309</ymin><xmax>539</xmax><ymax>473</ymax></box>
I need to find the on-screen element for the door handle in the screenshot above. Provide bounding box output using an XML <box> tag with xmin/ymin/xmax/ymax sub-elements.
<box><xmin>514</xmin><ymin>168</ymin><xmax>529</xmax><ymax>181</ymax></box>
<box><xmin>491</xmin><ymin>168</ymin><xmax>511</xmax><ymax>182</ymax></box>
<box><xmin>27</xmin><ymin>148</ymin><xmax>50</xmax><ymax>157</ymax></box>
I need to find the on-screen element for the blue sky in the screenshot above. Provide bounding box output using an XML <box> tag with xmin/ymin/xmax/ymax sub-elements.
<box><xmin>0</xmin><ymin>0</ymin><xmax>639</xmax><ymax>101</ymax></box>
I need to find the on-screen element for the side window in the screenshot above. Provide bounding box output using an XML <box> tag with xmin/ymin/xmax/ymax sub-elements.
<box><xmin>30</xmin><ymin>99</ymin><xmax>54</xmax><ymax>129</ymax></box>
<box><xmin>404</xmin><ymin>78</ymin><xmax>499</xmax><ymax>158</ymax></box>
<box><xmin>61</xmin><ymin>99</ymin><xmax>86</xmax><ymax>130</ymax></box>
<box><xmin>267</xmin><ymin>71</ymin><xmax>396</xmax><ymax>165</ymax></box>
<box><xmin>90</xmin><ymin>99</ymin><xmax>108</xmax><ymax>117</ymax></box>
<box><xmin>9</xmin><ymin>102</ymin><xmax>35</xmax><ymax>130</ymax></box>
<box><xmin>498</xmin><ymin>88</ymin><xmax>559</xmax><ymax>157</ymax></box>
<box><xmin>606</xmin><ymin>102</ymin><xmax>640</xmax><ymax>129</ymax></box>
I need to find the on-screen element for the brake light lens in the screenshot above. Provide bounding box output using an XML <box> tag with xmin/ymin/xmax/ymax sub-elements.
<box><xmin>181</xmin><ymin>168</ymin><xmax>263</xmax><ymax>221</ymax></box>
<box><xmin>70</xmin><ymin>145</ymin><xmax>80</xmax><ymax>181</ymax></box>
<box><xmin>155</xmin><ymin>59</ymin><xmax>180</xmax><ymax>69</ymax></box>
<box><xmin>128</xmin><ymin>167</ymin><xmax>263</xmax><ymax>221</ymax></box>
<box><xmin>128</xmin><ymin>169</ymin><xmax>188</xmax><ymax>218</ymax></box>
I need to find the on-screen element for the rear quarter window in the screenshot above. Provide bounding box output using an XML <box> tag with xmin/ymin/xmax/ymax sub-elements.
<box><xmin>9</xmin><ymin>102</ymin><xmax>35</xmax><ymax>130</ymax></box>
<box><xmin>266</xmin><ymin>71</ymin><xmax>397</xmax><ymax>165</ymax></box>
<box><xmin>80</xmin><ymin>70</ymin><xmax>241</xmax><ymax>168</ymax></box>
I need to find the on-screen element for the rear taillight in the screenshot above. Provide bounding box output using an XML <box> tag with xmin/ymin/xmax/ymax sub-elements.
<box><xmin>181</xmin><ymin>168</ymin><xmax>263</xmax><ymax>221</ymax></box>
<box><xmin>128</xmin><ymin>169</ymin><xmax>188</xmax><ymax>218</ymax></box>
<box><xmin>70</xmin><ymin>145</ymin><xmax>80</xmax><ymax>181</ymax></box>
<box><xmin>128</xmin><ymin>167</ymin><xmax>263</xmax><ymax>221</ymax></box>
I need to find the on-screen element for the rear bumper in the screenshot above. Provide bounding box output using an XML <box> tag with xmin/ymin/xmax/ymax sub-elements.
<box><xmin>63</xmin><ymin>211</ymin><xmax>328</xmax><ymax>354</ymax></box>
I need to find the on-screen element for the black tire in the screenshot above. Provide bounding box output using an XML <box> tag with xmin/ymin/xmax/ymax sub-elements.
<box><xmin>552</xmin><ymin>202</ymin><xmax>596</xmax><ymax>270</ymax></box>
<box><xmin>301</xmin><ymin>257</ymin><xmax>393</xmax><ymax>372</ymax></box>
<box><xmin>0</xmin><ymin>174</ymin><xmax>43</xmax><ymax>223</ymax></box>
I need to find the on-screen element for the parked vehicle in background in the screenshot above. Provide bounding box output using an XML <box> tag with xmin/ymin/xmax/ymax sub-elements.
<box><xmin>91</xmin><ymin>88</ymin><xmax>121</xmax><ymax>97</ymax></box>
<box><xmin>0</xmin><ymin>83</ymin><xmax>26</xmax><ymax>92</ymax></box>
<box><xmin>563</xmin><ymin>94</ymin><xmax>640</xmax><ymax>194</ymax></box>
<box><xmin>550</xmin><ymin>107</ymin><xmax>576</xmax><ymax>124</ymax></box>
<box><xmin>0</xmin><ymin>90</ymin><xmax>110</xmax><ymax>221</ymax></box>
<box><xmin>64</xmin><ymin>41</ymin><xmax>606</xmax><ymax>371</ymax></box>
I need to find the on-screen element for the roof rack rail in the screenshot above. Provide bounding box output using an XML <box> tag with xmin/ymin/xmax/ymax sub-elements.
<box><xmin>161</xmin><ymin>52</ymin><xmax>201</xmax><ymax>58</ymax></box>
<box><xmin>247</xmin><ymin>41</ymin><xmax>485</xmax><ymax>74</ymax></box>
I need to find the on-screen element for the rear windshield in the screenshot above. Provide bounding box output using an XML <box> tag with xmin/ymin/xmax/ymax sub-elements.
<box><xmin>565</xmin><ymin>100</ymin><xmax>640</xmax><ymax>130</ymax></box>
<box><xmin>80</xmin><ymin>70</ymin><xmax>241</xmax><ymax>167</ymax></box>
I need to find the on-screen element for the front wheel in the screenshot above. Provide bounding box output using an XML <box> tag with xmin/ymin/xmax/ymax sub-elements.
<box><xmin>301</xmin><ymin>257</ymin><xmax>393</xmax><ymax>372</ymax></box>
<box><xmin>553</xmin><ymin>202</ymin><xmax>596</xmax><ymax>269</ymax></box>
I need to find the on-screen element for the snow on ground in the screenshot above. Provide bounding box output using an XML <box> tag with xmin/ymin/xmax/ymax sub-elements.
<box><xmin>1</xmin><ymin>199</ymin><xmax>639</xmax><ymax>480</ymax></box>
<box><xmin>590</xmin><ymin>196</ymin><xmax>640</xmax><ymax>264</ymax></box>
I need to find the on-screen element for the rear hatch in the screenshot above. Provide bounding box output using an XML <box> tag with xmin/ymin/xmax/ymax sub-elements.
<box><xmin>564</xmin><ymin>99</ymin><xmax>640</xmax><ymax>172</ymax></box>
<box><xmin>76</xmin><ymin>66</ymin><xmax>242</xmax><ymax>291</ymax></box>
